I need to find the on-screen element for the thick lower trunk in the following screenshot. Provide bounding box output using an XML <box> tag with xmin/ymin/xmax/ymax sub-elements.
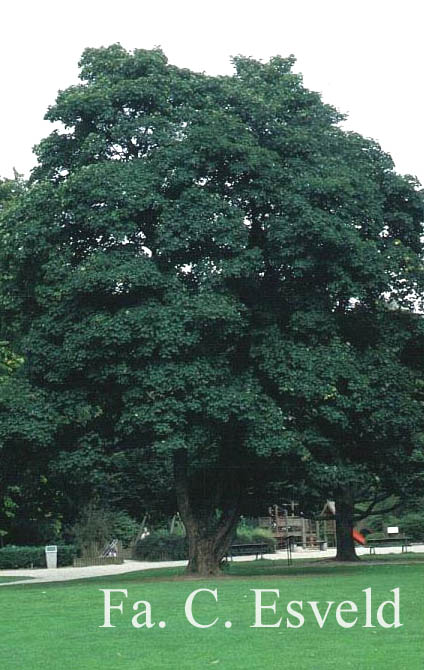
<box><xmin>174</xmin><ymin>449</ymin><xmax>242</xmax><ymax>576</ymax></box>
<box><xmin>335</xmin><ymin>494</ymin><xmax>359</xmax><ymax>561</ymax></box>
<box><xmin>187</xmin><ymin>536</ymin><xmax>218</xmax><ymax>576</ymax></box>
<box><xmin>184</xmin><ymin>523</ymin><xmax>237</xmax><ymax>576</ymax></box>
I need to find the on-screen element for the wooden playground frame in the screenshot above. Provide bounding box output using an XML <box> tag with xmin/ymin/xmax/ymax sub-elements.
<box><xmin>257</xmin><ymin>503</ymin><xmax>337</xmax><ymax>549</ymax></box>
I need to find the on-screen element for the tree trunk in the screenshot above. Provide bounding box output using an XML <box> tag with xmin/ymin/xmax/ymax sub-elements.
<box><xmin>183</xmin><ymin>524</ymin><xmax>237</xmax><ymax>576</ymax></box>
<box><xmin>173</xmin><ymin>449</ymin><xmax>242</xmax><ymax>576</ymax></box>
<box><xmin>335</xmin><ymin>492</ymin><xmax>359</xmax><ymax>561</ymax></box>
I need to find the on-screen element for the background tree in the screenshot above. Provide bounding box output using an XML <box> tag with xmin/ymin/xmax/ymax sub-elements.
<box><xmin>252</xmin><ymin>308</ymin><xmax>424</xmax><ymax>560</ymax></box>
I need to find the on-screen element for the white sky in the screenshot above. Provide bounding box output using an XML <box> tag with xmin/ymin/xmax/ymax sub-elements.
<box><xmin>1</xmin><ymin>0</ymin><xmax>423</xmax><ymax>183</ymax></box>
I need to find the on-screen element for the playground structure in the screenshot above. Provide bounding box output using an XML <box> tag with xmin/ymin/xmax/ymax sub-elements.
<box><xmin>257</xmin><ymin>502</ymin><xmax>337</xmax><ymax>549</ymax></box>
<box><xmin>257</xmin><ymin>500</ymin><xmax>371</xmax><ymax>550</ymax></box>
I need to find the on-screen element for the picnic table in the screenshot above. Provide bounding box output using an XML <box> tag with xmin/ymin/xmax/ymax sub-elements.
<box><xmin>226</xmin><ymin>543</ymin><xmax>269</xmax><ymax>560</ymax></box>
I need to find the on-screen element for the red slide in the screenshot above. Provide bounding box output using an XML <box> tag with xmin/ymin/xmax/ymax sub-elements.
<box><xmin>352</xmin><ymin>529</ymin><xmax>366</xmax><ymax>545</ymax></box>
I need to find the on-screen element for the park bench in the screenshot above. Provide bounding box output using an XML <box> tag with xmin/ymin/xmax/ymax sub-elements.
<box><xmin>226</xmin><ymin>543</ymin><xmax>270</xmax><ymax>560</ymax></box>
<box><xmin>367</xmin><ymin>536</ymin><xmax>411</xmax><ymax>555</ymax></box>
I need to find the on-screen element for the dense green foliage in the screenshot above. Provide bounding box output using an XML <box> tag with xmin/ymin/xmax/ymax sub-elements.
<box><xmin>255</xmin><ymin>309</ymin><xmax>424</xmax><ymax>499</ymax></box>
<box><xmin>365</xmin><ymin>501</ymin><xmax>424</xmax><ymax>542</ymax></box>
<box><xmin>395</xmin><ymin>512</ymin><xmax>424</xmax><ymax>541</ymax></box>
<box><xmin>0</xmin><ymin>544</ymin><xmax>76</xmax><ymax>569</ymax></box>
<box><xmin>0</xmin><ymin>45</ymin><xmax>422</xmax><ymax>568</ymax></box>
<box><xmin>134</xmin><ymin>532</ymin><xmax>187</xmax><ymax>561</ymax></box>
<box><xmin>70</xmin><ymin>505</ymin><xmax>139</xmax><ymax>552</ymax></box>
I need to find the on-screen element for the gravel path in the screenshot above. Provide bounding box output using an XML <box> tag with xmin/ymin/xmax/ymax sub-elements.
<box><xmin>0</xmin><ymin>559</ymin><xmax>188</xmax><ymax>586</ymax></box>
<box><xmin>1</xmin><ymin>544</ymin><xmax>423</xmax><ymax>586</ymax></box>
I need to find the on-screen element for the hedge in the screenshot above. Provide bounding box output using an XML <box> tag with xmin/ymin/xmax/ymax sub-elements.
<box><xmin>0</xmin><ymin>545</ymin><xmax>77</xmax><ymax>569</ymax></box>
<box><xmin>134</xmin><ymin>534</ymin><xmax>187</xmax><ymax>561</ymax></box>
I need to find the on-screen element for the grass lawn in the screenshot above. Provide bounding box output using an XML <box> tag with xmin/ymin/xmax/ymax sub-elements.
<box><xmin>1</xmin><ymin>560</ymin><xmax>423</xmax><ymax>669</ymax></box>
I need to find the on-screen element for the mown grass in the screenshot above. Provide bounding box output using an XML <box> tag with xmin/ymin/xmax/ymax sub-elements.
<box><xmin>1</xmin><ymin>560</ymin><xmax>423</xmax><ymax>669</ymax></box>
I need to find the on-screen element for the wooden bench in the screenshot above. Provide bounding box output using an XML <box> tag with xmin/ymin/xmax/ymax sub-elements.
<box><xmin>227</xmin><ymin>543</ymin><xmax>269</xmax><ymax>560</ymax></box>
<box><xmin>367</xmin><ymin>537</ymin><xmax>411</xmax><ymax>555</ymax></box>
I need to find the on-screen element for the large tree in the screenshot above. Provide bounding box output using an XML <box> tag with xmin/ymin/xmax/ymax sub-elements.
<box><xmin>1</xmin><ymin>46</ymin><xmax>422</xmax><ymax>572</ymax></box>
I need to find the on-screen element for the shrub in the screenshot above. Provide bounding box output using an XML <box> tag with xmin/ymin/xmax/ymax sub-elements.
<box><xmin>108</xmin><ymin>510</ymin><xmax>140</xmax><ymax>546</ymax></box>
<box><xmin>0</xmin><ymin>544</ymin><xmax>77</xmax><ymax>569</ymax></box>
<box><xmin>398</xmin><ymin>513</ymin><xmax>424</xmax><ymax>541</ymax></box>
<box><xmin>70</xmin><ymin>504</ymin><xmax>139</xmax><ymax>554</ymax></box>
<box><xmin>0</xmin><ymin>546</ymin><xmax>43</xmax><ymax>569</ymax></box>
<box><xmin>234</xmin><ymin>526</ymin><xmax>276</xmax><ymax>552</ymax></box>
<box><xmin>133</xmin><ymin>533</ymin><xmax>187</xmax><ymax>561</ymax></box>
<box><xmin>57</xmin><ymin>545</ymin><xmax>78</xmax><ymax>566</ymax></box>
